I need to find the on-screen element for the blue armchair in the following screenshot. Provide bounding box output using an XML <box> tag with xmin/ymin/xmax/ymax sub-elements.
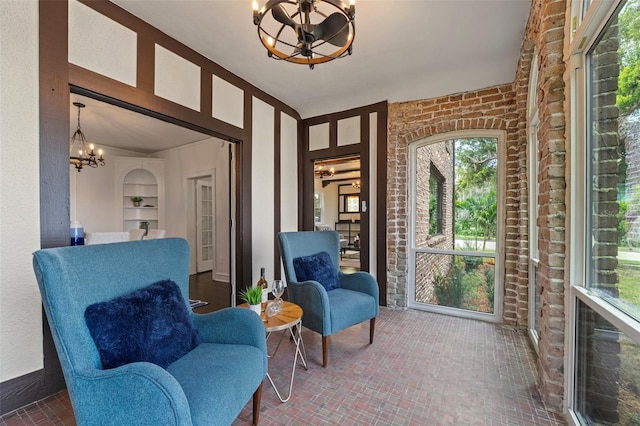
<box><xmin>33</xmin><ymin>238</ymin><xmax>267</xmax><ymax>426</ymax></box>
<box><xmin>278</xmin><ymin>231</ymin><xmax>379</xmax><ymax>367</ymax></box>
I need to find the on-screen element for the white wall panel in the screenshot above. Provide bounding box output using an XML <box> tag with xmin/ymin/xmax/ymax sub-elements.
<box><xmin>309</xmin><ymin>122</ymin><xmax>330</xmax><ymax>151</ymax></box>
<box><xmin>337</xmin><ymin>115</ymin><xmax>361</xmax><ymax>146</ymax></box>
<box><xmin>251</xmin><ymin>98</ymin><xmax>275</xmax><ymax>284</ymax></box>
<box><xmin>68</xmin><ymin>0</ymin><xmax>137</xmax><ymax>87</ymax></box>
<box><xmin>154</xmin><ymin>44</ymin><xmax>201</xmax><ymax>112</ymax></box>
<box><xmin>212</xmin><ymin>76</ymin><xmax>244</xmax><ymax>129</ymax></box>
<box><xmin>280</xmin><ymin>112</ymin><xmax>298</xmax><ymax>232</ymax></box>
<box><xmin>0</xmin><ymin>0</ymin><xmax>43</xmax><ymax>381</ymax></box>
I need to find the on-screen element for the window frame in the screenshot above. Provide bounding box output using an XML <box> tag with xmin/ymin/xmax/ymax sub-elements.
<box><xmin>568</xmin><ymin>0</ymin><xmax>640</xmax><ymax>422</ymax></box>
<box><xmin>407</xmin><ymin>129</ymin><xmax>505</xmax><ymax>323</ymax></box>
<box><xmin>527</xmin><ymin>51</ymin><xmax>541</xmax><ymax>351</ymax></box>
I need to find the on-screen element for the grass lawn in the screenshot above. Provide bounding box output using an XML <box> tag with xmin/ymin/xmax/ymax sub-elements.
<box><xmin>618</xmin><ymin>259</ymin><xmax>640</xmax><ymax>308</ymax></box>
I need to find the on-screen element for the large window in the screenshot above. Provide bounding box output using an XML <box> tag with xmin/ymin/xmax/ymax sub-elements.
<box><xmin>408</xmin><ymin>132</ymin><xmax>503</xmax><ymax>322</ymax></box>
<box><xmin>572</xmin><ymin>0</ymin><xmax>640</xmax><ymax>423</ymax></box>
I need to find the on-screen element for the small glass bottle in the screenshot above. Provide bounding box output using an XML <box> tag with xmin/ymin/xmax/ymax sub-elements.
<box><xmin>257</xmin><ymin>267</ymin><xmax>268</xmax><ymax>306</ymax></box>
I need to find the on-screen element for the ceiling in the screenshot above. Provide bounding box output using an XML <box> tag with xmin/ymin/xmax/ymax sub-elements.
<box><xmin>71</xmin><ymin>0</ymin><xmax>531</xmax><ymax>154</ymax></box>
<box><xmin>111</xmin><ymin>0</ymin><xmax>532</xmax><ymax>119</ymax></box>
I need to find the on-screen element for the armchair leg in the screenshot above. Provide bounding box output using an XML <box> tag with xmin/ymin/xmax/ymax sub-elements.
<box><xmin>322</xmin><ymin>335</ymin><xmax>329</xmax><ymax>368</ymax></box>
<box><xmin>252</xmin><ymin>382</ymin><xmax>263</xmax><ymax>425</ymax></box>
<box><xmin>370</xmin><ymin>318</ymin><xmax>376</xmax><ymax>344</ymax></box>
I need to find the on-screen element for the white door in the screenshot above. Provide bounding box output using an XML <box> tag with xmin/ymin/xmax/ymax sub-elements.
<box><xmin>196</xmin><ymin>179</ymin><xmax>214</xmax><ymax>273</ymax></box>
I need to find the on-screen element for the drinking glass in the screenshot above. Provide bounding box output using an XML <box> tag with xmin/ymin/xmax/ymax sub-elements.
<box><xmin>272</xmin><ymin>280</ymin><xmax>285</xmax><ymax>302</ymax></box>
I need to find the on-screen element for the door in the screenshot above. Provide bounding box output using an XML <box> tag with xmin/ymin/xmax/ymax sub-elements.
<box><xmin>196</xmin><ymin>179</ymin><xmax>214</xmax><ymax>273</ymax></box>
<box><xmin>408</xmin><ymin>133</ymin><xmax>504</xmax><ymax>322</ymax></box>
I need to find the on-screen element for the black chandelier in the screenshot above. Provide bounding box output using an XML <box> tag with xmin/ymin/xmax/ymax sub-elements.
<box><xmin>69</xmin><ymin>102</ymin><xmax>105</xmax><ymax>172</ymax></box>
<box><xmin>253</xmin><ymin>0</ymin><xmax>355</xmax><ymax>69</ymax></box>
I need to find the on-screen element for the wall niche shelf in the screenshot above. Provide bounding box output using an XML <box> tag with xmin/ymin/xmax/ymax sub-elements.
<box><xmin>115</xmin><ymin>157</ymin><xmax>164</xmax><ymax>233</ymax></box>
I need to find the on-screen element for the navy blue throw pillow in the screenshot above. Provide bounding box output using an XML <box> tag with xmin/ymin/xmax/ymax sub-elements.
<box><xmin>85</xmin><ymin>279</ymin><xmax>201</xmax><ymax>369</ymax></box>
<box><xmin>293</xmin><ymin>251</ymin><xmax>340</xmax><ymax>291</ymax></box>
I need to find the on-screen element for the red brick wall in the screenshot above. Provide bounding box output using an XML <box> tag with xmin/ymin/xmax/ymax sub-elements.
<box><xmin>387</xmin><ymin>0</ymin><xmax>569</xmax><ymax>412</ymax></box>
<box><xmin>387</xmin><ymin>84</ymin><xmax>516</xmax><ymax>309</ymax></box>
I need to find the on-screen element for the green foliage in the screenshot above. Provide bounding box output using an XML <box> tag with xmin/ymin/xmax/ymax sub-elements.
<box><xmin>239</xmin><ymin>286</ymin><xmax>262</xmax><ymax>305</ymax></box>
<box><xmin>130</xmin><ymin>196</ymin><xmax>143</xmax><ymax>203</ymax></box>
<box><xmin>618</xmin><ymin>61</ymin><xmax>640</xmax><ymax>113</ymax></box>
<box><xmin>455</xmin><ymin>138</ymin><xmax>497</xmax><ymax>193</ymax></box>
<box><xmin>484</xmin><ymin>266</ymin><xmax>495</xmax><ymax>312</ymax></box>
<box><xmin>619</xmin><ymin>200</ymin><xmax>629</xmax><ymax>245</ymax></box>
<box><xmin>455</xmin><ymin>188</ymin><xmax>497</xmax><ymax>244</ymax></box>
<box><xmin>617</xmin><ymin>0</ymin><xmax>640</xmax><ymax>113</ymax></box>
<box><xmin>434</xmin><ymin>266</ymin><xmax>466</xmax><ymax>309</ymax></box>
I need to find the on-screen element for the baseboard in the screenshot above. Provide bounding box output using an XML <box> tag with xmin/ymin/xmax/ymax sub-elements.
<box><xmin>0</xmin><ymin>369</ymin><xmax>50</xmax><ymax>416</ymax></box>
<box><xmin>215</xmin><ymin>272</ymin><xmax>230</xmax><ymax>283</ymax></box>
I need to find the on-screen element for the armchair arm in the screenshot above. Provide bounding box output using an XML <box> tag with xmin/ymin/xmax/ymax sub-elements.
<box><xmin>72</xmin><ymin>362</ymin><xmax>192</xmax><ymax>425</ymax></box>
<box><xmin>192</xmin><ymin>307</ymin><xmax>266</xmax><ymax>351</ymax></box>
<box><xmin>287</xmin><ymin>280</ymin><xmax>331</xmax><ymax>335</ymax></box>
<box><xmin>339</xmin><ymin>271</ymin><xmax>380</xmax><ymax>303</ymax></box>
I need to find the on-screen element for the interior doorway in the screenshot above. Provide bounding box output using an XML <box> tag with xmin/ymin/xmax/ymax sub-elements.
<box><xmin>68</xmin><ymin>92</ymin><xmax>234</xmax><ymax>307</ymax></box>
<box><xmin>313</xmin><ymin>155</ymin><xmax>362</xmax><ymax>272</ymax></box>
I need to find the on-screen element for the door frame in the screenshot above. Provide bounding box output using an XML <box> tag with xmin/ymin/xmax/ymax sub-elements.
<box><xmin>300</xmin><ymin>102</ymin><xmax>388</xmax><ymax>304</ymax></box>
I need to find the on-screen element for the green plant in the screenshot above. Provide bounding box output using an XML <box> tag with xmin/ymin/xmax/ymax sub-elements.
<box><xmin>130</xmin><ymin>196</ymin><xmax>143</xmax><ymax>203</ymax></box>
<box><xmin>239</xmin><ymin>286</ymin><xmax>262</xmax><ymax>305</ymax></box>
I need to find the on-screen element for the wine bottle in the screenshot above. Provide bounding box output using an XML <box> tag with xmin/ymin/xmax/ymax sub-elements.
<box><xmin>257</xmin><ymin>267</ymin><xmax>268</xmax><ymax>305</ymax></box>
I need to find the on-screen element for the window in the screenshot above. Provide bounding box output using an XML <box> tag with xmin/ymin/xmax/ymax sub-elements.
<box><xmin>345</xmin><ymin>194</ymin><xmax>359</xmax><ymax>213</ymax></box>
<box><xmin>429</xmin><ymin>164</ymin><xmax>445</xmax><ymax>236</ymax></box>
<box><xmin>571</xmin><ymin>0</ymin><xmax>640</xmax><ymax>423</ymax></box>
<box><xmin>528</xmin><ymin>52</ymin><xmax>541</xmax><ymax>348</ymax></box>
<box><xmin>314</xmin><ymin>193</ymin><xmax>322</xmax><ymax>223</ymax></box>
<box><xmin>408</xmin><ymin>132</ymin><xmax>503</xmax><ymax>323</ymax></box>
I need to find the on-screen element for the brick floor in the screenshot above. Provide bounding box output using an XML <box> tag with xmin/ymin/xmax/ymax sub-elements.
<box><xmin>1</xmin><ymin>308</ymin><xmax>566</xmax><ymax>425</ymax></box>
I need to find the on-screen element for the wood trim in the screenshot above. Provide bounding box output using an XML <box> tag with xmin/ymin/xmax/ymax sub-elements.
<box><xmin>35</xmin><ymin>0</ymin><xmax>69</xmax><ymax>410</ymax></box>
<box><xmin>200</xmin><ymin>68</ymin><xmax>213</xmax><ymax>119</ymax></box>
<box><xmin>136</xmin><ymin>36</ymin><xmax>154</xmax><ymax>93</ymax></box>
<box><xmin>69</xmin><ymin>65</ymin><xmax>244</xmax><ymax>142</ymax></box>
<box><xmin>274</xmin><ymin>109</ymin><xmax>282</xmax><ymax>280</ymax></box>
<box><xmin>375</xmin><ymin>104</ymin><xmax>388</xmax><ymax>305</ymax></box>
<box><xmin>359</xmin><ymin>112</ymin><xmax>370</xmax><ymax>272</ymax></box>
<box><xmin>0</xmin><ymin>369</ymin><xmax>46</xmax><ymax>415</ymax></box>
<box><xmin>236</xmin><ymin>91</ymin><xmax>253</xmax><ymax>305</ymax></box>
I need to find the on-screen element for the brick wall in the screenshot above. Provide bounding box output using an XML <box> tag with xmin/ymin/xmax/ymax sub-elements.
<box><xmin>387</xmin><ymin>0</ymin><xmax>569</xmax><ymax>411</ymax></box>
<box><xmin>387</xmin><ymin>84</ymin><xmax>516</xmax><ymax>309</ymax></box>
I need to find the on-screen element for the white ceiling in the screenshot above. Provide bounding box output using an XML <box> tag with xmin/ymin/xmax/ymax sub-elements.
<box><xmin>72</xmin><ymin>0</ymin><xmax>531</xmax><ymax>154</ymax></box>
<box><xmin>111</xmin><ymin>0</ymin><xmax>531</xmax><ymax>119</ymax></box>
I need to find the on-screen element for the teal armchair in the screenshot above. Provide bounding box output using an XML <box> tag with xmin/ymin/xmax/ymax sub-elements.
<box><xmin>278</xmin><ymin>231</ymin><xmax>379</xmax><ymax>367</ymax></box>
<box><xmin>33</xmin><ymin>238</ymin><xmax>266</xmax><ymax>426</ymax></box>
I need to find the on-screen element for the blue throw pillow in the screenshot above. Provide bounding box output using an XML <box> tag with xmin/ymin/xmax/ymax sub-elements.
<box><xmin>85</xmin><ymin>279</ymin><xmax>201</xmax><ymax>369</ymax></box>
<box><xmin>293</xmin><ymin>251</ymin><xmax>340</xmax><ymax>291</ymax></box>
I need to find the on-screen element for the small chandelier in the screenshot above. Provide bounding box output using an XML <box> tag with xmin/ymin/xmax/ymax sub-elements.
<box><xmin>352</xmin><ymin>180</ymin><xmax>360</xmax><ymax>189</ymax></box>
<box><xmin>315</xmin><ymin>164</ymin><xmax>335</xmax><ymax>179</ymax></box>
<box><xmin>69</xmin><ymin>102</ymin><xmax>105</xmax><ymax>172</ymax></box>
<box><xmin>252</xmin><ymin>0</ymin><xmax>355</xmax><ymax>69</ymax></box>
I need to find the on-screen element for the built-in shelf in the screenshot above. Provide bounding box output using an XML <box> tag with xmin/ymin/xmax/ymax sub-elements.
<box><xmin>116</xmin><ymin>158</ymin><xmax>164</xmax><ymax>233</ymax></box>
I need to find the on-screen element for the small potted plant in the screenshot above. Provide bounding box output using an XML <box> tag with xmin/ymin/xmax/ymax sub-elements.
<box><xmin>130</xmin><ymin>196</ymin><xmax>143</xmax><ymax>207</ymax></box>
<box><xmin>239</xmin><ymin>286</ymin><xmax>263</xmax><ymax>315</ymax></box>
